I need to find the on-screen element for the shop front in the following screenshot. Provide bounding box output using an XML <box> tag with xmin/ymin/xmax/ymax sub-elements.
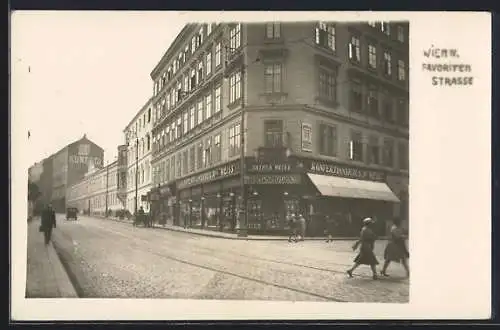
<box><xmin>149</xmin><ymin>183</ymin><xmax>176</xmax><ymax>225</ymax></box>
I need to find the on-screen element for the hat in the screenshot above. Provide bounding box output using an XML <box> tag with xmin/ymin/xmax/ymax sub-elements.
<box><xmin>362</xmin><ymin>217</ymin><xmax>374</xmax><ymax>225</ymax></box>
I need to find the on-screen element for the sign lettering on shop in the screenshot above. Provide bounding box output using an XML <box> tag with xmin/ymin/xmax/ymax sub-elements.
<box><xmin>245</xmin><ymin>174</ymin><xmax>301</xmax><ymax>185</ymax></box>
<box><xmin>309</xmin><ymin>161</ymin><xmax>385</xmax><ymax>181</ymax></box>
<box><xmin>178</xmin><ymin>162</ymin><xmax>239</xmax><ymax>189</ymax></box>
<box><xmin>248</xmin><ymin>163</ymin><xmax>292</xmax><ymax>173</ymax></box>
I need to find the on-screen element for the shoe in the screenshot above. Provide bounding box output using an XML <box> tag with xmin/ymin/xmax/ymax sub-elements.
<box><xmin>347</xmin><ymin>270</ymin><xmax>353</xmax><ymax>278</ymax></box>
<box><xmin>372</xmin><ymin>274</ymin><xmax>378</xmax><ymax>280</ymax></box>
<box><xmin>381</xmin><ymin>271</ymin><xmax>389</xmax><ymax>277</ymax></box>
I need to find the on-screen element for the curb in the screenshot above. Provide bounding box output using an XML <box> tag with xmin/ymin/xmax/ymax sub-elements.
<box><xmin>46</xmin><ymin>241</ymin><xmax>79</xmax><ymax>298</ymax></box>
<box><xmin>85</xmin><ymin>215</ymin><xmax>383</xmax><ymax>241</ymax></box>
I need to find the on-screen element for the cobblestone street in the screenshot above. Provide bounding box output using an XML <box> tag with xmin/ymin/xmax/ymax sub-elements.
<box><xmin>51</xmin><ymin>215</ymin><xmax>409</xmax><ymax>302</ymax></box>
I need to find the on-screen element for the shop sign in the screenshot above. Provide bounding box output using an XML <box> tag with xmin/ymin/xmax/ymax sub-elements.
<box><xmin>247</xmin><ymin>162</ymin><xmax>292</xmax><ymax>173</ymax></box>
<box><xmin>245</xmin><ymin>174</ymin><xmax>301</xmax><ymax>185</ymax></box>
<box><xmin>178</xmin><ymin>161</ymin><xmax>239</xmax><ymax>189</ymax></box>
<box><xmin>301</xmin><ymin>123</ymin><xmax>313</xmax><ymax>152</ymax></box>
<box><xmin>308</xmin><ymin>161</ymin><xmax>385</xmax><ymax>181</ymax></box>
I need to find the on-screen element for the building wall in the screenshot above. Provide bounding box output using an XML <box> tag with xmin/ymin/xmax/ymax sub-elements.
<box><xmin>28</xmin><ymin>162</ymin><xmax>44</xmax><ymax>184</ymax></box>
<box><xmin>124</xmin><ymin>99</ymin><xmax>154</xmax><ymax>214</ymax></box>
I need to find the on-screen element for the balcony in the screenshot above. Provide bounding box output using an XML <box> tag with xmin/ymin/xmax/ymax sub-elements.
<box><xmin>254</xmin><ymin>132</ymin><xmax>291</xmax><ymax>162</ymax></box>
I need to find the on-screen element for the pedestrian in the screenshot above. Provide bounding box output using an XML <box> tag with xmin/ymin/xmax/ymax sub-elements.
<box><xmin>287</xmin><ymin>213</ymin><xmax>297</xmax><ymax>243</ymax></box>
<box><xmin>296</xmin><ymin>213</ymin><xmax>307</xmax><ymax>241</ymax></box>
<box><xmin>324</xmin><ymin>214</ymin><xmax>336</xmax><ymax>243</ymax></box>
<box><xmin>40</xmin><ymin>203</ymin><xmax>56</xmax><ymax>245</ymax></box>
<box><xmin>347</xmin><ymin>217</ymin><xmax>379</xmax><ymax>280</ymax></box>
<box><xmin>381</xmin><ymin>217</ymin><xmax>410</xmax><ymax>278</ymax></box>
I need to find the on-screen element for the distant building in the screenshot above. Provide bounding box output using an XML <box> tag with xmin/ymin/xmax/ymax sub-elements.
<box><xmin>146</xmin><ymin>21</ymin><xmax>409</xmax><ymax>236</ymax></box>
<box><xmin>66</xmin><ymin>146</ymin><xmax>127</xmax><ymax>216</ymax></box>
<box><xmin>28</xmin><ymin>134</ymin><xmax>104</xmax><ymax>213</ymax></box>
<box><xmin>123</xmin><ymin>98</ymin><xmax>154</xmax><ymax>214</ymax></box>
<box><xmin>28</xmin><ymin>161</ymin><xmax>43</xmax><ymax>184</ymax></box>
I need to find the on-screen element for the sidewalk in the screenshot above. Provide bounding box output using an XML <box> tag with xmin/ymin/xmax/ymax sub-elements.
<box><xmin>25</xmin><ymin>218</ymin><xmax>78</xmax><ymax>298</ymax></box>
<box><xmin>87</xmin><ymin>215</ymin><xmax>370</xmax><ymax>241</ymax></box>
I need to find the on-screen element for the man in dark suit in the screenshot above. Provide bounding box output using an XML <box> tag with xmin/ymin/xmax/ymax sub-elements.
<box><xmin>40</xmin><ymin>203</ymin><xmax>56</xmax><ymax>245</ymax></box>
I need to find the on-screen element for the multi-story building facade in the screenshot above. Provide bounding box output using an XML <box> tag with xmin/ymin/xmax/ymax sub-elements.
<box><xmin>28</xmin><ymin>161</ymin><xmax>44</xmax><ymax>184</ymax></box>
<box><xmin>124</xmin><ymin>98</ymin><xmax>154</xmax><ymax>214</ymax></box>
<box><xmin>66</xmin><ymin>146</ymin><xmax>127</xmax><ymax>216</ymax></box>
<box><xmin>148</xmin><ymin>21</ymin><xmax>409</xmax><ymax>236</ymax></box>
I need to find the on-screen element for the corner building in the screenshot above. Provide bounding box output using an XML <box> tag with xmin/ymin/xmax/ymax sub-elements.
<box><xmin>149</xmin><ymin>21</ymin><xmax>409</xmax><ymax>236</ymax></box>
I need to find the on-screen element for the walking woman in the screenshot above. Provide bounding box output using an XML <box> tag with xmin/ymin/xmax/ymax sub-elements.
<box><xmin>347</xmin><ymin>217</ymin><xmax>379</xmax><ymax>280</ymax></box>
<box><xmin>381</xmin><ymin>217</ymin><xmax>410</xmax><ymax>278</ymax></box>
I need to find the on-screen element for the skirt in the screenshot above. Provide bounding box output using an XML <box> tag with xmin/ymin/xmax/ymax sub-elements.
<box><xmin>354</xmin><ymin>245</ymin><xmax>379</xmax><ymax>265</ymax></box>
<box><xmin>384</xmin><ymin>241</ymin><xmax>409</xmax><ymax>262</ymax></box>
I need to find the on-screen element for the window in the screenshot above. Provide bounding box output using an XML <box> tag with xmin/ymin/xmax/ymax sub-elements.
<box><xmin>398</xmin><ymin>142</ymin><xmax>409</xmax><ymax>170</ymax></box>
<box><xmin>173</xmin><ymin>59</ymin><xmax>178</xmax><ymax>74</ymax></box>
<box><xmin>165</xmin><ymin>127</ymin><xmax>170</xmax><ymax>145</ymax></box>
<box><xmin>397</xmin><ymin>26</ymin><xmax>405</xmax><ymax>43</ymax></box>
<box><xmin>398</xmin><ymin>60</ymin><xmax>406</xmax><ymax>81</ymax></box>
<box><xmin>349</xmin><ymin>131</ymin><xmax>364</xmax><ymax>162</ymax></box>
<box><xmin>396</xmin><ymin>99</ymin><xmax>409</xmax><ymax>126</ymax></box>
<box><xmin>214</xmin><ymin>85</ymin><xmax>222</xmax><ymax>113</ymax></box>
<box><xmin>197</xmin><ymin>27</ymin><xmax>204</xmax><ymax>47</ymax></box>
<box><xmin>349</xmin><ymin>80</ymin><xmax>363</xmax><ymax>113</ymax></box>
<box><xmin>215</xmin><ymin>42</ymin><xmax>222</xmax><ymax>67</ymax></box>
<box><xmin>176</xmin><ymin>116</ymin><xmax>182</xmax><ymax>139</ymax></box>
<box><xmin>197</xmin><ymin>99</ymin><xmax>204</xmax><ymax>125</ymax></box>
<box><xmin>165</xmin><ymin>94</ymin><xmax>170</xmax><ymax>112</ymax></box>
<box><xmin>148</xmin><ymin>108</ymin><xmax>151</xmax><ymax>122</ymax></box>
<box><xmin>191</xmin><ymin>36</ymin><xmax>196</xmax><ymax>54</ymax></box>
<box><xmin>264</xmin><ymin>120</ymin><xmax>283</xmax><ymax>147</ymax></box>
<box><xmin>176</xmin><ymin>154</ymin><xmax>181</xmax><ymax>178</ymax></box>
<box><xmin>184</xmin><ymin>46</ymin><xmax>189</xmax><ymax>62</ymax></box>
<box><xmin>143</xmin><ymin>114</ymin><xmax>146</xmax><ymax>126</ymax></box>
<box><xmin>367</xmin><ymin>88</ymin><xmax>379</xmax><ymax>118</ymax></box>
<box><xmin>383</xmin><ymin>51</ymin><xmax>392</xmax><ymax>76</ymax></box>
<box><xmin>381</xmin><ymin>22</ymin><xmax>391</xmax><ymax>36</ymax></box>
<box><xmin>264</xmin><ymin>64</ymin><xmax>282</xmax><ymax>93</ymax></box>
<box><xmin>315</xmin><ymin>22</ymin><xmax>335</xmax><ymax>52</ymax></box>
<box><xmin>319</xmin><ymin>124</ymin><xmax>337</xmax><ymax>157</ymax></box>
<box><xmin>183</xmin><ymin>75</ymin><xmax>189</xmax><ymax>92</ymax></box>
<box><xmin>197</xmin><ymin>61</ymin><xmax>204</xmax><ymax>83</ymax></box>
<box><xmin>205</xmin><ymin>94</ymin><xmax>212</xmax><ymax>118</ymax></box>
<box><xmin>166</xmin><ymin>158</ymin><xmax>171</xmax><ymax>181</ymax></box>
<box><xmin>383</xmin><ymin>138</ymin><xmax>394</xmax><ymax>167</ymax></box>
<box><xmin>368</xmin><ymin>43</ymin><xmax>377</xmax><ymax>69</ymax></box>
<box><xmin>229</xmin><ymin>123</ymin><xmax>241</xmax><ymax>157</ymax></box>
<box><xmin>190</xmin><ymin>69</ymin><xmax>196</xmax><ymax>90</ymax></box>
<box><xmin>318</xmin><ymin>67</ymin><xmax>336</xmax><ymax>102</ymax></box>
<box><xmin>197</xmin><ymin>142</ymin><xmax>203</xmax><ymax>169</ymax></box>
<box><xmin>176</xmin><ymin>82</ymin><xmax>182</xmax><ymax>102</ymax></box>
<box><xmin>349</xmin><ymin>35</ymin><xmax>361</xmax><ymax>62</ymax></box>
<box><xmin>266</xmin><ymin>22</ymin><xmax>281</xmax><ymax>39</ymax></box>
<box><xmin>383</xmin><ymin>94</ymin><xmax>394</xmax><ymax>123</ymax></box>
<box><xmin>207</xmin><ymin>23</ymin><xmax>212</xmax><ymax>36</ymax></box>
<box><xmin>206</xmin><ymin>51</ymin><xmax>212</xmax><ymax>76</ymax></box>
<box><xmin>171</xmin><ymin>122</ymin><xmax>175</xmax><ymax>141</ymax></box>
<box><xmin>229</xmin><ymin>23</ymin><xmax>241</xmax><ymax>51</ymax></box>
<box><xmin>183</xmin><ymin>111</ymin><xmax>189</xmax><ymax>134</ymax></box>
<box><xmin>367</xmin><ymin>136</ymin><xmax>380</xmax><ymax>165</ymax></box>
<box><xmin>183</xmin><ymin>150</ymin><xmax>188</xmax><ymax>175</ymax></box>
<box><xmin>204</xmin><ymin>137</ymin><xmax>212</xmax><ymax>167</ymax></box>
<box><xmin>147</xmin><ymin>135</ymin><xmax>151</xmax><ymax>151</ymax></box>
<box><xmin>213</xmin><ymin>133</ymin><xmax>221</xmax><ymax>163</ymax></box>
<box><xmin>189</xmin><ymin>146</ymin><xmax>195</xmax><ymax>172</ymax></box>
<box><xmin>190</xmin><ymin>106</ymin><xmax>195</xmax><ymax>129</ymax></box>
<box><xmin>229</xmin><ymin>71</ymin><xmax>242</xmax><ymax>104</ymax></box>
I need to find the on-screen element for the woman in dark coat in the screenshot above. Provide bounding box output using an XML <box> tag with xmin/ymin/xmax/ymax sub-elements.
<box><xmin>347</xmin><ymin>217</ymin><xmax>379</xmax><ymax>280</ymax></box>
<box><xmin>381</xmin><ymin>217</ymin><xmax>410</xmax><ymax>278</ymax></box>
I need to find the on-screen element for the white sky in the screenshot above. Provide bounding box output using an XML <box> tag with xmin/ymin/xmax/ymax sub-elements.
<box><xmin>12</xmin><ymin>11</ymin><xmax>185</xmax><ymax>166</ymax></box>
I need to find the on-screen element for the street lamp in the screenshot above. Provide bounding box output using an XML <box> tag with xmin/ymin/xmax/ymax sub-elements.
<box><xmin>126</xmin><ymin>130</ymin><xmax>140</xmax><ymax>216</ymax></box>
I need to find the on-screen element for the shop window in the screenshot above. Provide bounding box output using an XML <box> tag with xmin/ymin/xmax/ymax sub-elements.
<box><xmin>367</xmin><ymin>136</ymin><xmax>380</xmax><ymax>165</ymax></box>
<box><xmin>383</xmin><ymin>138</ymin><xmax>394</xmax><ymax>167</ymax></box>
<box><xmin>229</xmin><ymin>123</ymin><xmax>241</xmax><ymax>157</ymax></box>
<box><xmin>319</xmin><ymin>123</ymin><xmax>337</xmax><ymax>157</ymax></box>
<box><xmin>349</xmin><ymin>80</ymin><xmax>363</xmax><ymax>113</ymax></box>
<box><xmin>349</xmin><ymin>130</ymin><xmax>364</xmax><ymax>162</ymax></box>
<box><xmin>264</xmin><ymin>120</ymin><xmax>283</xmax><ymax>147</ymax></box>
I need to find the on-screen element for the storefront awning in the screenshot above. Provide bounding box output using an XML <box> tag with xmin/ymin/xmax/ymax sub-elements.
<box><xmin>307</xmin><ymin>173</ymin><xmax>400</xmax><ymax>202</ymax></box>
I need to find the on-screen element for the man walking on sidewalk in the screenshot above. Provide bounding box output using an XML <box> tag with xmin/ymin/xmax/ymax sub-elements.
<box><xmin>40</xmin><ymin>203</ymin><xmax>56</xmax><ymax>245</ymax></box>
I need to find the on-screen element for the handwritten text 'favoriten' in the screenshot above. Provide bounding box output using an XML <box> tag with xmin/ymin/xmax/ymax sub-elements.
<box><xmin>422</xmin><ymin>45</ymin><xmax>474</xmax><ymax>87</ymax></box>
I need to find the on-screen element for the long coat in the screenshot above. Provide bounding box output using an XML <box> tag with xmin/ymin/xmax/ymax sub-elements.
<box><xmin>41</xmin><ymin>207</ymin><xmax>56</xmax><ymax>232</ymax></box>
<box><xmin>296</xmin><ymin>216</ymin><xmax>307</xmax><ymax>237</ymax></box>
